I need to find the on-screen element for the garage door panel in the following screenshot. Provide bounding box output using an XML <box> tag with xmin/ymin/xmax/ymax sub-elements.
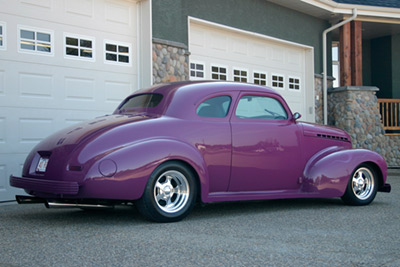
<box><xmin>190</xmin><ymin>20</ymin><xmax>313</xmax><ymax>122</ymax></box>
<box><xmin>0</xmin><ymin>0</ymin><xmax>141</xmax><ymax>202</ymax></box>
<box><xmin>0</xmin><ymin>70</ymin><xmax>4</xmax><ymax>95</ymax></box>
<box><xmin>0</xmin><ymin>0</ymin><xmax>138</xmax><ymax>37</ymax></box>
<box><xmin>0</xmin><ymin>154</ymin><xmax>28</xmax><ymax>200</ymax></box>
<box><xmin>2</xmin><ymin>107</ymin><xmax>110</xmax><ymax>155</ymax></box>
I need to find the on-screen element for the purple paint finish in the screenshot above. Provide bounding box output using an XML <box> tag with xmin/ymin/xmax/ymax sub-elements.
<box><xmin>10</xmin><ymin>81</ymin><xmax>389</xmax><ymax>205</ymax></box>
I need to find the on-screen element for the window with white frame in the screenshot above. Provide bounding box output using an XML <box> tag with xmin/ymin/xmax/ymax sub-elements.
<box><xmin>233</xmin><ymin>69</ymin><xmax>247</xmax><ymax>82</ymax></box>
<box><xmin>211</xmin><ymin>66</ymin><xmax>227</xmax><ymax>80</ymax></box>
<box><xmin>105</xmin><ymin>41</ymin><xmax>131</xmax><ymax>65</ymax></box>
<box><xmin>18</xmin><ymin>26</ymin><xmax>53</xmax><ymax>55</ymax></box>
<box><xmin>253</xmin><ymin>72</ymin><xmax>267</xmax><ymax>86</ymax></box>
<box><xmin>271</xmin><ymin>74</ymin><xmax>284</xmax><ymax>89</ymax></box>
<box><xmin>332</xmin><ymin>42</ymin><xmax>340</xmax><ymax>87</ymax></box>
<box><xmin>0</xmin><ymin>22</ymin><xmax>5</xmax><ymax>50</ymax></box>
<box><xmin>65</xmin><ymin>34</ymin><xmax>94</xmax><ymax>60</ymax></box>
<box><xmin>190</xmin><ymin>62</ymin><xmax>205</xmax><ymax>79</ymax></box>
<box><xmin>288</xmin><ymin>77</ymin><xmax>300</xmax><ymax>90</ymax></box>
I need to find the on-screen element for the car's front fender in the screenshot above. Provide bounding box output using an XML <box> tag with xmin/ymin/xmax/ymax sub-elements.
<box><xmin>80</xmin><ymin>138</ymin><xmax>209</xmax><ymax>201</ymax></box>
<box><xmin>302</xmin><ymin>148</ymin><xmax>387</xmax><ymax>196</ymax></box>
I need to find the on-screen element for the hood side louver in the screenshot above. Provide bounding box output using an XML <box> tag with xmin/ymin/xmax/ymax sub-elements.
<box><xmin>316</xmin><ymin>133</ymin><xmax>349</xmax><ymax>142</ymax></box>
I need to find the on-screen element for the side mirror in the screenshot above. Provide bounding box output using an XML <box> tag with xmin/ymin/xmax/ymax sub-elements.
<box><xmin>292</xmin><ymin>112</ymin><xmax>302</xmax><ymax>121</ymax></box>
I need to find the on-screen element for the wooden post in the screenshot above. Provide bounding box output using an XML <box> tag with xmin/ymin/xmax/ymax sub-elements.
<box><xmin>351</xmin><ymin>21</ymin><xmax>363</xmax><ymax>86</ymax></box>
<box><xmin>340</xmin><ymin>22</ymin><xmax>352</xmax><ymax>86</ymax></box>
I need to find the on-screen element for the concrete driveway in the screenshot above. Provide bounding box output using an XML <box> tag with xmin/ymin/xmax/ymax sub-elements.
<box><xmin>1</xmin><ymin>170</ymin><xmax>399</xmax><ymax>267</ymax></box>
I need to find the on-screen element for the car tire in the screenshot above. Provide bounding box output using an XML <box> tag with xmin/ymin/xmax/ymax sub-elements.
<box><xmin>136</xmin><ymin>161</ymin><xmax>197</xmax><ymax>222</ymax></box>
<box><xmin>341</xmin><ymin>164</ymin><xmax>378</xmax><ymax>206</ymax></box>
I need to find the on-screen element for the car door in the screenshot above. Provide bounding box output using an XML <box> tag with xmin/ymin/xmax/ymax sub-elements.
<box><xmin>229</xmin><ymin>92</ymin><xmax>304</xmax><ymax>192</ymax></box>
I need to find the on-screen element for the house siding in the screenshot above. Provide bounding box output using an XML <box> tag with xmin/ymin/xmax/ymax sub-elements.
<box><xmin>392</xmin><ymin>33</ymin><xmax>400</xmax><ymax>99</ymax></box>
<box><xmin>152</xmin><ymin>0</ymin><xmax>330</xmax><ymax>74</ymax></box>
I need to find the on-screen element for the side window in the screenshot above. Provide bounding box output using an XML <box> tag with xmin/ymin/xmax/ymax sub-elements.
<box><xmin>236</xmin><ymin>95</ymin><xmax>288</xmax><ymax>120</ymax></box>
<box><xmin>197</xmin><ymin>96</ymin><xmax>231</xmax><ymax>118</ymax></box>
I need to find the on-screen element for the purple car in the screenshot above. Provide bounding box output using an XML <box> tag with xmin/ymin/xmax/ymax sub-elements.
<box><xmin>10</xmin><ymin>81</ymin><xmax>391</xmax><ymax>222</ymax></box>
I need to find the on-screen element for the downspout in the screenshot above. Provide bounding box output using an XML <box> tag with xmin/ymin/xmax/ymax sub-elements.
<box><xmin>322</xmin><ymin>8</ymin><xmax>357</xmax><ymax>125</ymax></box>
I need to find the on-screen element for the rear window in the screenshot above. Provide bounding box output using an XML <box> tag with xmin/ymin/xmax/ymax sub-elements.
<box><xmin>119</xmin><ymin>93</ymin><xmax>163</xmax><ymax>110</ymax></box>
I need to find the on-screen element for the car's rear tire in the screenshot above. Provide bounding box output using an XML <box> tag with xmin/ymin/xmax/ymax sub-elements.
<box><xmin>341</xmin><ymin>164</ymin><xmax>378</xmax><ymax>206</ymax></box>
<box><xmin>136</xmin><ymin>161</ymin><xmax>197</xmax><ymax>222</ymax></box>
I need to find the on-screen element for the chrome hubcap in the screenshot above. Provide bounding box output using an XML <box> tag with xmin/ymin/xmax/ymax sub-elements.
<box><xmin>154</xmin><ymin>170</ymin><xmax>189</xmax><ymax>213</ymax></box>
<box><xmin>352</xmin><ymin>167</ymin><xmax>374</xmax><ymax>200</ymax></box>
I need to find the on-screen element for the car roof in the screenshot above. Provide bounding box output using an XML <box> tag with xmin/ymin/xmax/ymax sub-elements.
<box><xmin>141</xmin><ymin>80</ymin><xmax>280</xmax><ymax>96</ymax></box>
<box><xmin>122</xmin><ymin>81</ymin><xmax>286</xmax><ymax>118</ymax></box>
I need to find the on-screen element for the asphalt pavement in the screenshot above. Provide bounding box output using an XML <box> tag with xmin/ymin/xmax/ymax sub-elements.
<box><xmin>1</xmin><ymin>170</ymin><xmax>399</xmax><ymax>267</ymax></box>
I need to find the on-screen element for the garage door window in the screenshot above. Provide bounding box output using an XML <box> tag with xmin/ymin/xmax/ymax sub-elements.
<box><xmin>253</xmin><ymin>72</ymin><xmax>267</xmax><ymax>86</ymax></box>
<box><xmin>0</xmin><ymin>22</ymin><xmax>5</xmax><ymax>50</ymax></box>
<box><xmin>272</xmin><ymin>74</ymin><xmax>284</xmax><ymax>90</ymax></box>
<box><xmin>190</xmin><ymin>62</ymin><xmax>205</xmax><ymax>79</ymax></box>
<box><xmin>211</xmin><ymin>66</ymin><xmax>227</xmax><ymax>80</ymax></box>
<box><xmin>233</xmin><ymin>69</ymin><xmax>247</xmax><ymax>82</ymax></box>
<box><xmin>105</xmin><ymin>41</ymin><xmax>131</xmax><ymax>65</ymax></box>
<box><xmin>289</xmin><ymin>77</ymin><xmax>300</xmax><ymax>91</ymax></box>
<box><xmin>65</xmin><ymin>34</ymin><xmax>94</xmax><ymax>61</ymax></box>
<box><xmin>18</xmin><ymin>27</ymin><xmax>53</xmax><ymax>55</ymax></box>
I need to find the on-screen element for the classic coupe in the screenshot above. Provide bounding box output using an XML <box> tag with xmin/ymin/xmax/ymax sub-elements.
<box><xmin>10</xmin><ymin>81</ymin><xmax>391</xmax><ymax>222</ymax></box>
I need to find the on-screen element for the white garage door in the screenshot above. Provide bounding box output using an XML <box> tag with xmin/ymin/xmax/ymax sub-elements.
<box><xmin>0</xmin><ymin>0</ymin><xmax>147</xmax><ymax>202</ymax></box>
<box><xmin>189</xmin><ymin>18</ymin><xmax>315</xmax><ymax>122</ymax></box>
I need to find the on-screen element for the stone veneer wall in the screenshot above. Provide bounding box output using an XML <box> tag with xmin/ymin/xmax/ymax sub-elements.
<box><xmin>152</xmin><ymin>38</ymin><xmax>190</xmax><ymax>84</ymax></box>
<box><xmin>328</xmin><ymin>86</ymin><xmax>400</xmax><ymax>167</ymax></box>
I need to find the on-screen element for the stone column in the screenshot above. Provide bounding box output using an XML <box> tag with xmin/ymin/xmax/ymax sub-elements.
<box><xmin>328</xmin><ymin>86</ymin><xmax>400</xmax><ymax>167</ymax></box>
<box><xmin>152</xmin><ymin>38</ymin><xmax>190</xmax><ymax>84</ymax></box>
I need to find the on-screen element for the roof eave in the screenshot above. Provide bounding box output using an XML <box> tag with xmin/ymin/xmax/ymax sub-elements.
<box><xmin>301</xmin><ymin>0</ymin><xmax>400</xmax><ymax>20</ymax></box>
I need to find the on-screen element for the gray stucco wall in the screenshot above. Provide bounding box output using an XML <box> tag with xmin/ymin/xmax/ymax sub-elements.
<box><xmin>152</xmin><ymin>0</ymin><xmax>331</xmax><ymax>74</ymax></box>
<box><xmin>371</xmin><ymin>36</ymin><xmax>393</xmax><ymax>98</ymax></box>
<box><xmin>392</xmin><ymin>33</ymin><xmax>400</xmax><ymax>99</ymax></box>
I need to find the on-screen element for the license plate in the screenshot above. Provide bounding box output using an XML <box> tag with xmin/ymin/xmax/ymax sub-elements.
<box><xmin>36</xmin><ymin>157</ymin><xmax>49</xmax><ymax>173</ymax></box>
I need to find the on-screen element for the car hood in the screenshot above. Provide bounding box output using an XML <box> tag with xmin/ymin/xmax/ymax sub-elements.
<box><xmin>300</xmin><ymin>122</ymin><xmax>351</xmax><ymax>143</ymax></box>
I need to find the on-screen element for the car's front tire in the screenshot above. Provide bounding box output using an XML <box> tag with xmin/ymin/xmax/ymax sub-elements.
<box><xmin>341</xmin><ymin>164</ymin><xmax>378</xmax><ymax>206</ymax></box>
<box><xmin>136</xmin><ymin>161</ymin><xmax>197</xmax><ymax>222</ymax></box>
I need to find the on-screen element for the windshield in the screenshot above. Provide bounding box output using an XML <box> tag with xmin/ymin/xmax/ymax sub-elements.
<box><xmin>118</xmin><ymin>93</ymin><xmax>163</xmax><ymax>111</ymax></box>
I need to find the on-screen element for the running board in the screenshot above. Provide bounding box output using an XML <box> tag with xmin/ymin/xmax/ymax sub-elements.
<box><xmin>45</xmin><ymin>201</ymin><xmax>114</xmax><ymax>210</ymax></box>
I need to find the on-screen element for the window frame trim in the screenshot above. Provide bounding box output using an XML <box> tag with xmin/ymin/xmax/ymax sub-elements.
<box><xmin>104</xmin><ymin>39</ymin><xmax>132</xmax><ymax>67</ymax></box>
<box><xmin>0</xmin><ymin>21</ymin><xmax>6</xmax><ymax>51</ymax></box>
<box><xmin>271</xmin><ymin>73</ymin><xmax>285</xmax><ymax>90</ymax></box>
<box><xmin>63</xmin><ymin>32</ymin><xmax>96</xmax><ymax>62</ymax></box>
<box><xmin>17</xmin><ymin>25</ymin><xmax>54</xmax><ymax>56</ymax></box>
<box><xmin>232</xmin><ymin>67</ymin><xmax>249</xmax><ymax>83</ymax></box>
<box><xmin>253</xmin><ymin>70</ymin><xmax>268</xmax><ymax>86</ymax></box>
<box><xmin>210</xmin><ymin>63</ymin><xmax>229</xmax><ymax>81</ymax></box>
<box><xmin>189</xmin><ymin>61</ymin><xmax>206</xmax><ymax>80</ymax></box>
<box><xmin>288</xmin><ymin>76</ymin><xmax>302</xmax><ymax>92</ymax></box>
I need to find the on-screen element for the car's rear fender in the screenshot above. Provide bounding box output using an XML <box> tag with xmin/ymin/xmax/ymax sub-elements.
<box><xmin>81</xmin><ymin>138</ymin><xmax>209</xmax><ymax>201</ymax></box>
<box><xmin>302</xmin><ymin>148</ymin><xmax>387</xmax><ymax>196</ymax></box>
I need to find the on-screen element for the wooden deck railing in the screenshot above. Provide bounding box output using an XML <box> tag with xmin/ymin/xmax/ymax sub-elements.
<box><xmin>378</xmin><ymin>98</ymin><xmax>400</xmax><ymax>132</ymax></box>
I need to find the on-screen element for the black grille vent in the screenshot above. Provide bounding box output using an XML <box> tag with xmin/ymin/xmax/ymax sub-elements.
<box><xmin>317</xmin><ymin>134</ymin><xmax>349</xmax><ymax>142</ymax></box>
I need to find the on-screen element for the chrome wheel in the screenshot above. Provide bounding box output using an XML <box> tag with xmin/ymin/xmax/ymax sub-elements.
<box><xmin>153</xmin><ymin>170</ymin><xmax>190</xmax><ymax>214</ymax></box>
<box><xmin>351</xmin><ymin>167</ymin><xmax>374</xmax><ymax>200</ymax></box>
<box><xmin>136</xmin><ymin>161</ymin><xmax>197</xmax><ymax>222</ymax></box>
<box><xmin>342</xmin><ymin>164</ymin><xmax>378</xmax><ymax>206</ymax></box>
